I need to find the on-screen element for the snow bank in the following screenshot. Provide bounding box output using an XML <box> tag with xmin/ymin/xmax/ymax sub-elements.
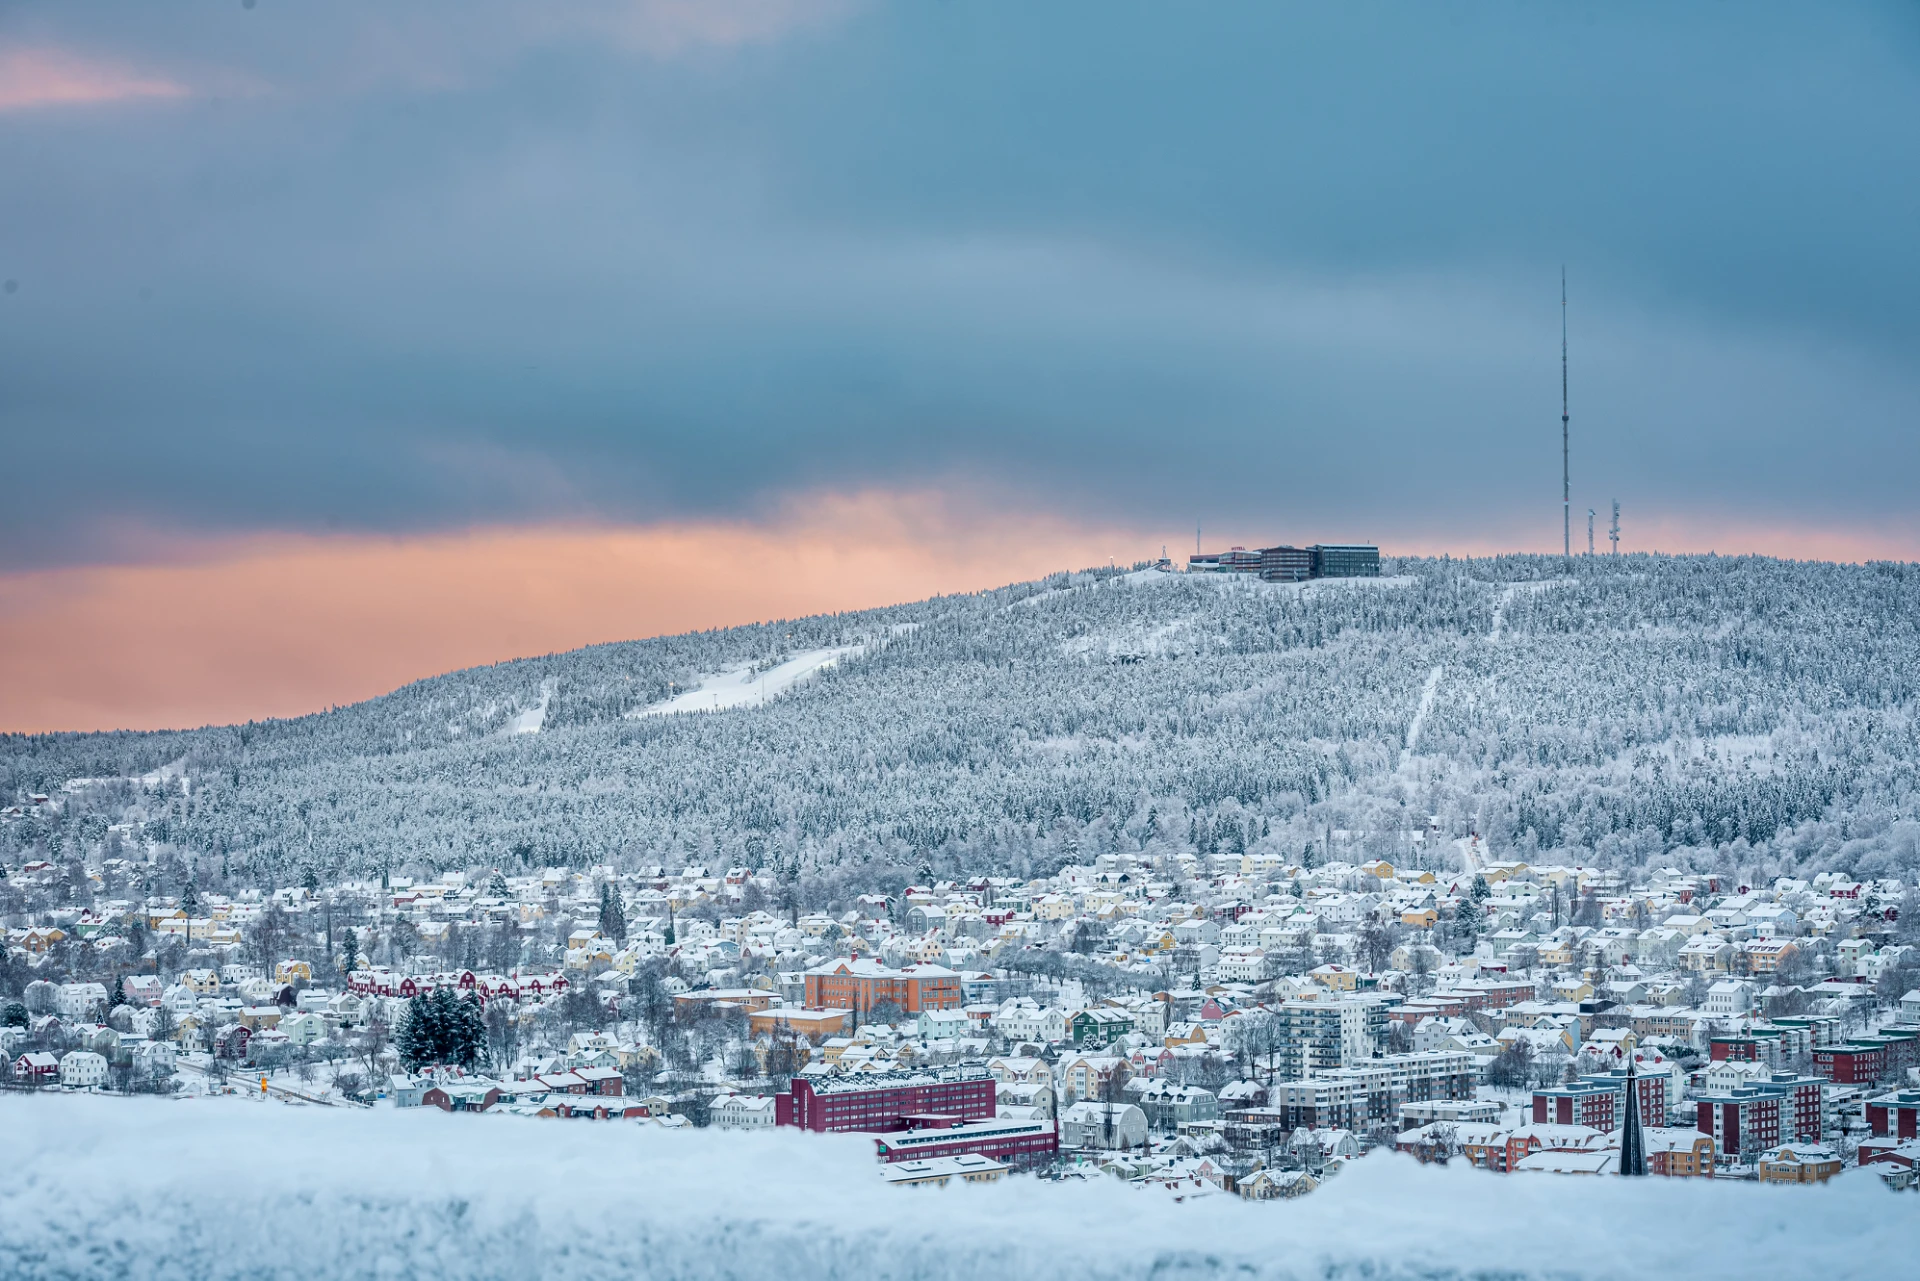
<box><xmin>6</xmin><ymin>1097</ymin><xmax>1911</xmax><ymax>1280</ymax></box>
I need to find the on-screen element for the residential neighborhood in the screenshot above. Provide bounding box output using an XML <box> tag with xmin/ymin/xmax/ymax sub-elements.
<box><xmin>5</xmin><ymin>842</ymin><xmax>1918</xmax><ymax>1194</ymax></box>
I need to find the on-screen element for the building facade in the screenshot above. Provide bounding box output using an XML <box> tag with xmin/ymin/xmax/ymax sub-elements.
<box><xmin>775</xmin><ymin>1066</ymin><xmax>995</xmax><ymax>1133</ymax></box>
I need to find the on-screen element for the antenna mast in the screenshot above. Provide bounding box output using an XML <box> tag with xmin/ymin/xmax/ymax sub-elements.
<box><xmin>1588</xmin><ymin>508</ymin><xmax>1595</xmax><ymax>557</ymax></box>
<box><xmin>1609</xmin><ymin>501</ymin><xmax>1620</xmax><ymax>556</ymax></box>
<box><xmin>1561</xmin><ymin>267</ymin><xmax>1570</xmax><ymax>563</ymax></box>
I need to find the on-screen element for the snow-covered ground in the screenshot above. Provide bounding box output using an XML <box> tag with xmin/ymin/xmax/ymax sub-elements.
<box><xmin>629</xmin><ymin>646</ymin><xmax>861</xmax><ymax>717</ymax></box>
<box><xmin>4</xmin><ymin>1098</ymin><xmax>1908</xmax><ymax>1280</ymax></box>
<box><xmin>1399</xmin><ymin>663</ymin><xmax>1444</xmax><ymax>768</ymax></box>
<box><xmin>504</xmin><ymin>680</ymin><xmax>555</xmax><ymax>735</ymax></box>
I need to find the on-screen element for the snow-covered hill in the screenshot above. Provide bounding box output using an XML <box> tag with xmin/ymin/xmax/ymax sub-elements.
<box><xmin>5</xmin><ymin>554</ymin><xmax>1919</xmax><ymax>890</ymax></box>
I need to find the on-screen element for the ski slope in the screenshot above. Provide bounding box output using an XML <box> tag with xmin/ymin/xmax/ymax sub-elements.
<box><xmin>630</xmin><ymin>646</ymin><xmax>861</xmax><ymax>717</ymax></box>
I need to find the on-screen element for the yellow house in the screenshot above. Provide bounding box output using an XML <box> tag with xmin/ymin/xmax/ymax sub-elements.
<box><xmin>1550</xmin><ymin>977</ymin><xmax>1594</xmax><ymax>1003</ymax></box>
<box><xmin>1400</xmin><ymin>908</ymin><xmax>1438</xmax><ymax>929</ymax></box>
<box><xmin>1402</xmin><ymin>869</ymin><xmax>1438</xmax><ymax>885</ymax></box>
<box><xmin>1757</xmin><ymin>1145</ymin><xmax>1842</xmax><ymax>1185</ymax></box>
<box><xmin>274</xmin><ymin>960</ymin><xmax>313</xmax><ymax>984</ymax></box>
<box><xmin>1310</xmin><ymin>964</ymin><xmax>1360</xmax><ymax>992</ymax></box>
<box><xmin>1360</xmin><ymin>860</ymin><xmax>1395</xmax><ymax>881</ymax></box>
<box><xmin>1034</xmin><ymin>894</ymin><xmax>1076</xmax><ymax>921</ymax></box>
<box><xmin>181</xmin><ymin>968</ymin><xmax>221</xmax><ymax>994</ymax></box>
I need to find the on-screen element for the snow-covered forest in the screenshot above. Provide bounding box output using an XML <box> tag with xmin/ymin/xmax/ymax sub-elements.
<box><xmin>5</xmin><ymin>554</ymin><xmax>1919</xmax><ymax>894</ymax></box>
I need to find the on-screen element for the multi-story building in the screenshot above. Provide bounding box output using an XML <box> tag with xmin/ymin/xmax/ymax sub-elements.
<box><xmin>1865</xmin><ymin>1087</ymin><xmax>1920</xmax><ymax>1141</ymax></box>
<box><xmin>1188</xmin><ymin>548</ymin><xmax>1262</xmax><ymax>574</ymax></box>
<box><xmin>1257</xmin><ymin>545</ymin><xmax>1312</xmax><ymax>582</ymax></box>
<box><xmin>1694</xmin><ymin>1072</ymin><xmax>1824</xmax><ymax>1159</ymax></box>
<box><xmin>802</xmin><ymin>958</ymin><xmax>960</xmax><ymax>1015</ymax></box>
<box><xmin>1309</xmin><ymin>545</ymin><xmax>1380</xmax><ymax>578</ymax></box>
<box><xmin>1813</xmin><ymin>1042</ymin><xmax>1886</xmax><ymax>1084</ymax></box>
<box><xmin>871</xmin><ymin>1116</ymin><xmax>1059</xmax><ymax>1169</ymax></box>
<box><xmin>1261</xmin><ymin>1052</ymin><xmax>1473</xmax><ymax>1132</ymax></box>
<box><xmin>775</xmin><ymin>1066</ymin><xmax>995</xmax><ymax>1133</ymax></box>
<box><xmin>1276</xmin><ymin>996</ymin><xmax>1389</xmax><ymax>1076</ymax></box>
<box><xmin>1531</xmin><ymin>1069</ymin><xmax>1666</xmax><ymax>1133</ymax></box>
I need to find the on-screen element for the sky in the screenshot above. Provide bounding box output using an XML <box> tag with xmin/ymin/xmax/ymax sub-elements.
<box><xmin>2</xmin><ymin>1</ymin><xmax>1918</xmax><ymax>732</ymax></box>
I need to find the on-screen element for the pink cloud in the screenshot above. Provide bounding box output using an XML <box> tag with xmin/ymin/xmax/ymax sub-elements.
<box><xmin>0</xmin><ymin>46</ymin><xmax>189</xmax><ymax>111</ymax></box>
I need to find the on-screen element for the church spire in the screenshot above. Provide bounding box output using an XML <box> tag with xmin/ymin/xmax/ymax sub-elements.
<box><xmin>1619</xmin><ymin>1054</ymin><xmax>1647</xmax><ymax>1177</ymax></box>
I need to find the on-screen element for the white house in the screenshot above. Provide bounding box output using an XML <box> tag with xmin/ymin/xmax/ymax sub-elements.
<box><xmin>1059</xmin><ymin>1100</ymin><xmax>1149</xmax><ymax>1150</ymax></box>
<box><xmin>713</xmin><ymin>1093</ymin><xmax>776</xmax><ymax>1130</ymax></box>
<box><xmin>59</xmin><ymin>1050</ymin><xmax>108</xmax><ymax>1088</ymax></box>
<box><xmin>55</xmin><ymin>983</ymin><xmax>108</xmax><ymax>1021</ymax></box>
<box><xmin>1705</xmin><ymin>980</ymin><xmax>1755</xmax><ymax>1017</ymax></box>
<box><xmin>916</xmin><ymin>1008</ymin><xmax>969</xmax><ymax>1041</ymax></box>
<box><xmin>281</xmin><ymin>1012</ymin><xmax>330</xmax><ymax>1047</ymax></box>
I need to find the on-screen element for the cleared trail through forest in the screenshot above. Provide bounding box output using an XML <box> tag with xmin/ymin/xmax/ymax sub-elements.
<box><xmin>1399</xmin><ymin>664</ymin><xmax>1444</xmax><ymax>769</ymax></box>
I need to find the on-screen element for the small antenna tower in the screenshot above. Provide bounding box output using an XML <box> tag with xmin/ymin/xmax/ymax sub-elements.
<box><xmin>1587</xmin><ymin>509</ymin><xmax>1595</xmax><ymax>557</ymax></box>
<box><xmin>1609</xmin><ymin>501</ymin><xmax>1621</xmax><ymax>556</ymax></box>
<box><xmin>1561</xmin><ymin>267</ymin><xmax>1571</xmax><ymax>563</ymax></box>
<box><xmin>1196</xmin><ymin>523</ymin><xmax>1201</xmax><ymax>556</ymax></box>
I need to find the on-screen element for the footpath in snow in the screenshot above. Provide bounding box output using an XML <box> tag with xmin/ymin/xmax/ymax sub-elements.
<box><xmin>4</xmin><ymin>1097</ymin><xmax>1912</xmax><ymax>1281</ymax></box>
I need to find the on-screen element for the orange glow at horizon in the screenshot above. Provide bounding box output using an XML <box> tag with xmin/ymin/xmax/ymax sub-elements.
<box><xmin>0</xmin><ymin>497</ymin><xmax>1148</xmax><ymax>734</ymax></box>
<box><xmin>3</xmin><ymin>495</ymin><xmax>1915</xmax><ymax>735</ymax></box>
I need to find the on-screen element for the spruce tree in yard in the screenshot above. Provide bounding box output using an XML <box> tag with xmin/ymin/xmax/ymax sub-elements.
<box><xmin>599</xmin><ymin>883</ymin><xmax>627</xmax><ymax>946</ymax></box>
<box><xmin>400</xmin><ymin>988</ymin><xmax>487</xmax><ymax>1070</ymax></box>
<box><xmin>397</xmin><ymin>994</ymin><xmax>432</xmax><ymax>1070</ymax></box>
<box><xmin>340</xmin><ymin>927</ymin><xmax>360</xmax><ymax>976</ymax></box>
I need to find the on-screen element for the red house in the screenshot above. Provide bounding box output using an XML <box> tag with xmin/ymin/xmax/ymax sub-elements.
<box><xmin>13</xmin><ymin>1052</ymin><xmax>58</xmax><ymax>1083</ymax></box>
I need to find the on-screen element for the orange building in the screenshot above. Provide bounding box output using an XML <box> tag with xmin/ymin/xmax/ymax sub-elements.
<box><xmin>803</xmin><ymin>959</ymin><xmax>960</xmax><ymax>1014</ymax></box>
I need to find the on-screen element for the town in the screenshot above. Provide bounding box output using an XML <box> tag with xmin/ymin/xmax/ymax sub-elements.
<box><xmin>5</xmin><ymin>827</ymin><xmax>1918</xmax><ymax>1197</ymax></box>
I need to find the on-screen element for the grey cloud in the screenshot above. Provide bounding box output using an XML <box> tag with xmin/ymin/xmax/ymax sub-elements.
<box><xmin>1</xmin><ymin>1</ymin><xmax>1917</xmax><ymax>569</ymax></box>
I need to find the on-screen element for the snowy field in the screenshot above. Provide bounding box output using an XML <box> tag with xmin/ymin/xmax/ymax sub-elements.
<box><xmin>6</xmin><ymin>1097</ymin><xmax>1912</xmax><ymax>1281</ymax></box>
<box><xmin>629</xmin><ymin>646</ymin><xmax>860</xmax><ymax>717</ymax></box>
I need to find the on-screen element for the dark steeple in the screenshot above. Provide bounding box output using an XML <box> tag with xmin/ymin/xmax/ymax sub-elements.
<box><xmin>1619</xmin><ymin>1054</ymin><xmax>1647</xmax><ymax>1177</ymax></box>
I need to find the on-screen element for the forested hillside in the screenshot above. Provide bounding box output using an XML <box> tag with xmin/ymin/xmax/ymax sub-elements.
<box><xmin>6</xmin><ymin>555</ymin><xmax>1919</xmax><ymax>894</ymax></box>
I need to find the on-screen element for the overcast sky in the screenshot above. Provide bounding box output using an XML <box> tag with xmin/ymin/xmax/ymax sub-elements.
<box><xmin>3</xmin><ymin>2</ymin><xmax>1919</xmax><ymax>730</ymax></box>
<box><xmin>4</xmin><ymin>0</ymin><xmax>1917</xmax><ymax>569</ymax></box>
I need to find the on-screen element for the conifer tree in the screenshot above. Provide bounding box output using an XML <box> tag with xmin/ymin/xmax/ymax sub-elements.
<box><xmin>599</xmin><ymin>883</ymin><xmax>627</xmax><ymax>946</ymax></box>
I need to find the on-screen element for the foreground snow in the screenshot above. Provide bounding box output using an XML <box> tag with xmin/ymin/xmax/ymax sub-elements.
<box><xmin>6</xmin><ymin>1097</ymin><xmax>1912</xmax><ymax>1280</ymax></box>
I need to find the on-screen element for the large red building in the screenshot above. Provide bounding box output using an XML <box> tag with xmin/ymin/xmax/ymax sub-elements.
<box><xmin>1814</xmin><ymin>1043</ymin><xmax>1886</xmax><ymax>1084</ymax></box>
<box><xmin>1694</xmin><ymin>1073</ymin><xmax>1824</xmax><ymax>1158</ymax></box>
<box><xmin>1532</xmin><ymin>1069</ymin><xmax>1666</xmax><ymax>1131</ymax></box>
<box><xmin>873</xmin><ymin>1117</ymin><xmax>1059</xmax><ymax>1168</ymax></box>
<box><xmin>803</xmin><ymin>958</ymin><xmax>961</xmax><ymax>1015</ymax></box>
<box><xmin>775</xmin><ymin>1067</ymin><xmax>996</xmax><ymax>1132</ymax></box>
<box><xmin>1866</xmin><ymin>1087</ymin><xmax>1920</xmax><ymax>1140</ymax></box>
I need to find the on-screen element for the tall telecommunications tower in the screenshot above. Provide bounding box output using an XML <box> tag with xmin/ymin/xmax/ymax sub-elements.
<box><xmin>1588</xmin><ymin>509</ymin><xmax>1595</xmax><ymax>557</ymax></box>
<box><xmin>1609</xmin><ymin>501</ymin><xmax>1621</xmax><ymax>556</ymax></box>
<box><xmin>1561</xmin><ymin>268</ymin><xmax>1571</xmax><ymax>563</ymax></box>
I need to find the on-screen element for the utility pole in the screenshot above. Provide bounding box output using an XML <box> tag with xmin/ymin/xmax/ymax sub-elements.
<box><xmin>1561</xmin><ymin>268</ymin><xmax>1571</xmax><ymax>564</ymax></box>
